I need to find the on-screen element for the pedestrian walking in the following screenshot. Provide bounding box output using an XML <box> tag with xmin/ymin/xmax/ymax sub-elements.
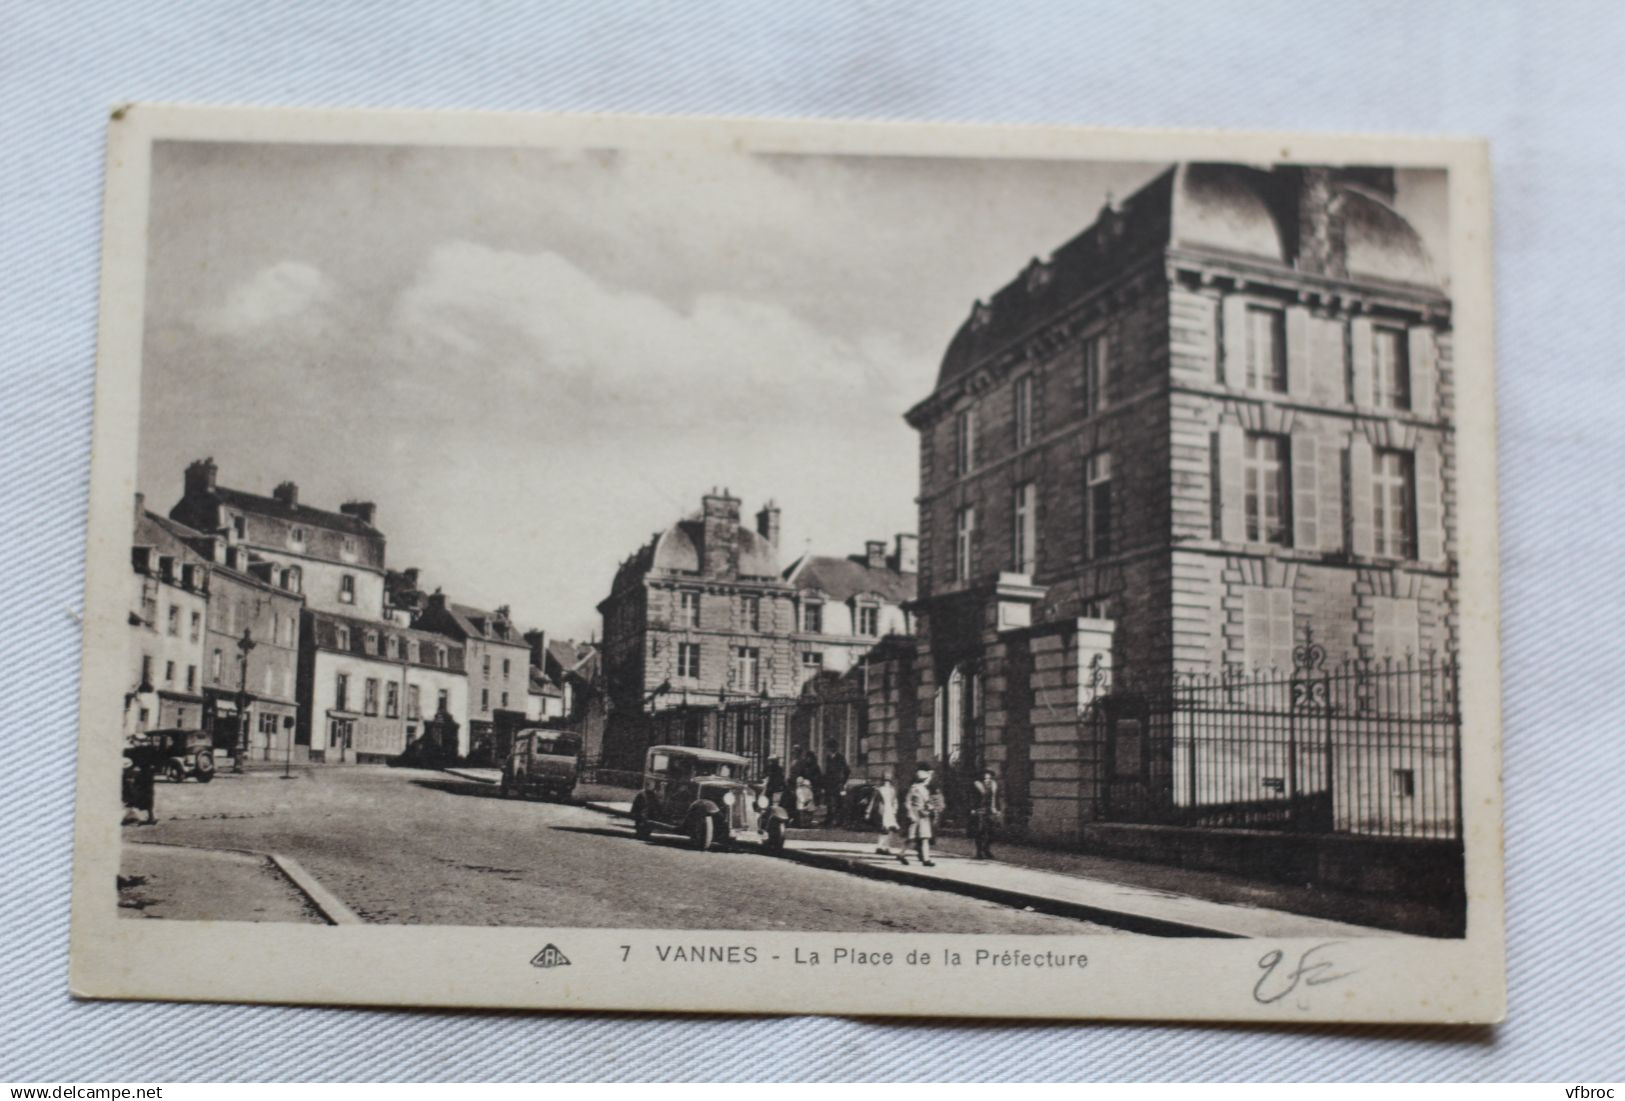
<box><xmin>764</xmin><ymin>757</ymin><xmax>787</xmax><ymax>809</ymax></box>
<box><xmin>867</xmin><ymin>775</ymin><xmax>906</xmax><ymax>863</ymax></box>
<box><xmin>904</xmin><ymin>765</ymin><xmax>937</xmax><ymax>866</ymax></box>
<box><xmin>971</xmin><ymin>766</ymin><xmax>1003</xmax><ymax>859</ymax></box>
<box><xmin>823</xmin><ymin>745</ymin><xmax>850</xmax><ymax>827</ymax></box>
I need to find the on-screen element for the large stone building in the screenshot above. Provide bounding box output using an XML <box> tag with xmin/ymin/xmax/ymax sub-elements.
<box><xmin>867</xmin><ymin>163</ymin><xmax>1455</xmax><ymax>841</ymax></box>
<box><xmin>136</xmin><ymin>508</ymin><xmax>304</xmax><ymax>759</ymax></box>
<box><xmin>296</xmin><ymin>608</ymin><xmax>469</xmax><ymax>763</ymax></box>
<box><xmin>597</xmin><ymin>490</ymin><xmax>915</xmax><ymax>769</ymax></box>
<box><xmin>170</xmin><ymin>458</ymin><xmax>388</xmax><ymax>618</ymax></box>
<box><xmin>415</xmin><ymin>594</ymin><xmax>531</xmax><ymax>762</ymax></box>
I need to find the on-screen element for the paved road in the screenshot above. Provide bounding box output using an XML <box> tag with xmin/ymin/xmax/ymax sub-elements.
<box><xmin>132</xmin><ymin>765</ymin><xmax>1118</xmax><ymax>933</ymax></box>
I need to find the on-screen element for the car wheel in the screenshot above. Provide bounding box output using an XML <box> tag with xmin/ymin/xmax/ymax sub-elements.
<box><xmin>195</xmin><ymin>769</ymin><xmax>214</xmax><ymax>784</ymax></box>
<box><xmin>765</xmin><ymin>816</ymin><xmax>786</xmax><ymax>852</ymax></box>
<box><xmin>194</xmin><ymin>752</ymin><xmax>215</xmax><ymax>776</ymax></box>
<box><xmin>689</xmin><ymin>814</ymin><xmax>715</xmax><ymax>852</ymax></box>
<box><xmin>165</xmin><ymin>762</ymin><xmax>186</xmax><ymax>783</ymax></box>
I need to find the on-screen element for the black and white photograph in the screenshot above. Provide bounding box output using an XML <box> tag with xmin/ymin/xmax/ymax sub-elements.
<box><xmin>68</xmin><ymin>106</ymin><xmax>1504</xmax><ymax>1022</ymax></box>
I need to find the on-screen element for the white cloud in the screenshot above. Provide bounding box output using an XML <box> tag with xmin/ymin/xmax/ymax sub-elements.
<box><xmin>201</xmin><ymin>260</ymin><xmax>333</xmax><ymax>334</ymax></box>
<box><xmin>387</xmin><ymin>240</ymin><xmax>915</xmax><ymax>418</ymax></box>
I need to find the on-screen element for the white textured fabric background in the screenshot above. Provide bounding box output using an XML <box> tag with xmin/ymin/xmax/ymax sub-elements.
<box><xmin>4</xmin><ymin>0</ymin><xmax>1622</xmax><ymax>1081</ymax></box>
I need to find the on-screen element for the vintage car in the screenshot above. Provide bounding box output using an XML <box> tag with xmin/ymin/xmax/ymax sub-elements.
<box><xmin>140</xmin><ymin>728</ymin><xmax>216</xmax><ymax>783</ymax></box>
<box><xmin>631</xmin><ymin>745</ymin><xmax>789</xmax><ymax>852</ymax></box>
<box><xmin>500</xmin><ymin>728</ymin><xmax>581</xmax><ymax>801</ymax></box>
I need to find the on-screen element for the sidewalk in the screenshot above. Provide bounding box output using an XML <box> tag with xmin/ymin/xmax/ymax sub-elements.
<box><xmin>448</xmin><ymin>765</ymin><xmax>1424</xmax><ymax>938</ymax></box>
<box><xmin>574</xmin><ymin>794</ymin><xmax>1392</xmax><ymax>939</ymax></box>
<box><xmin>119</xmin><ymin>840</ymin><xmax>325</xmax><ymax>923</ymax></box>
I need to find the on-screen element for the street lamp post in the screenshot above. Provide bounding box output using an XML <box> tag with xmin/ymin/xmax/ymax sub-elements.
<box><xmin>233</xmin><ymin>628</ymin><xmax>256</xmax><ymax>774</ymax></box>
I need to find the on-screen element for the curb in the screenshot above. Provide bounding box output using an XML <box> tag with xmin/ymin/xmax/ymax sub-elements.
<box><xmin>269</xmin><ymin>853</ymin><xmax>363</xmax><ymax>925</ymax></box>
<box><xmin>573</xmin><ymin>799</ymin><xmax>1235</xmax><ymax>937</ymax></box>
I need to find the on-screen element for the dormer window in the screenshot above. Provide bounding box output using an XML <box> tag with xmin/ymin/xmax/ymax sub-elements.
<box><xmin>289</xmin><ymin>526</ymin><xmax>307</xmax><ymax>548</ymax></box>
<box><xmin>339</xmin><ymin>574</ymin><xmax>356</xmax><ymax>604</ymax></box>
<box><xmin>365</xmin><ymin>630</ymin><xmax>379</xmax><ymax>655</ymax></box>
<box><xmin>802</xmin><ymin>601</ymin><xmax>823</xmax><ymax>634</ymax></box>
<box><xmin>341</xmin><ymin>536</ymin><xmax>358</xmax><ymax>563</ymax></box>
<box><xmin>335</xmin><ymin>625</ymin><xmax>350</xmax><ymax>650</ymax></box>
<box><xmin>232</xmin><ymin>515</ymin><xmax>246</xmax><ymax>540</ymax></box>
<box><xmin>285</xmin><ymin>565</ymin><xmax>302</xmax><ymax>594</ymax></box>
<box><xmin>385</xmin><ymin>635</ymin><xmax>399</xmax><ymax>660</ymax></box>
<box><xmin>408</xmin><ymin>639</ymin><xmax>420</xmax><ymax>664</ymax></box>
<box><xmin>435</xmin><ymin>645</ymin><xmax>448</xmax><ymax>668</ymax></box>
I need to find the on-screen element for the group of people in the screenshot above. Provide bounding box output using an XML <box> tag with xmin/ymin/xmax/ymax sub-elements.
<box><xmin>762</xmin><ymin>746</ymin><xmax>851</xmax><ymax>828</ymax></box>
<box><xmin>863</xmin><ymin>765</ymin><xmax>1003</xmax><ymax>866</ymax></box>
<box><xmin>762</xmin><ymin>745</ymin><xmax>1006</xmax><ymax>865</ymax></box>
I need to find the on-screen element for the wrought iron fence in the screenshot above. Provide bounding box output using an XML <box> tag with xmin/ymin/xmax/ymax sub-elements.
<box><xmin>1092</xmin><ymin>645</ymin><xmax>1462</xmax><ymax>840</ymax></box>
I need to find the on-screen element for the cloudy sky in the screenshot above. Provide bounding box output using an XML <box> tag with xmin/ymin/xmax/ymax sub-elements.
<box><xmin>137</xmin><ymin>142</ymin><xmax>1447</xmax><ymax>641</ymax></box>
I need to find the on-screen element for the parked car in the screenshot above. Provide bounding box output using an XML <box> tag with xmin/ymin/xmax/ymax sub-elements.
<box><xmin>140</xmin><ymin>728</ymin><xmax>216</xmax><ymax>783</ymax></box>
<box><xmin>630</xmin><ymin>746</ymin><xmax>789</xmax><ymax>852</ymax></box>
<box><xmin>500</xmin><ymin>729</ymin><xmax>581</xmax><ymax>801</ymax></box>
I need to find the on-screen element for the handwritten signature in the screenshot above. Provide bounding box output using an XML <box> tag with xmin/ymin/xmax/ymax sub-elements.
<box><xmin>1253</xmin><ymin>942</ymin><xmax>1359</xmax><ymax>1007</ymax></box>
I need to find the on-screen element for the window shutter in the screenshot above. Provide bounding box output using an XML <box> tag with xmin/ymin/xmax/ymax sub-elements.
<box><xmin>1243</xmin><ymin>589</ymin><xmax>1267</xmax><ymax>670</ymax></box>
<box><xmin>1216</xmin><ymin>423</ymin><xmax>1246</xmax><ymax>543</ymax></box>
<box><xmin>1318</xmin><ymin>432</ymin><xmax>1344</xmax><ymax>553</ymax></box>
<box><xmin>1409</xmin><ymin>325</ymin><xmax>1438</xmax><ymax>418</ymax></box>
<box><xmin>1311</xmin><ymin>316</ymin><xmax>1346</xmax><ymax>403</ymax></box>
<box><xmin>1286</xmin><ymin>305</ymin><xmax>1312</xmax><ymax>397</ymax></box>
<box><xmin>1221</xmin><ymin>295</ymin><xmax>1249</xmax><ymax>386</ymax></box>
<box><xmin>1349</xmin><ymin>436</ymin><xmax>1375</xmax><ymax>557</ymax></box>
<box><xmin>1290</xmin><ymin>431</ymin><xmax>1319</xmax><ymax>550</ymax></box>
<box><xmin>1416</xmin><ymin>439</ymin><xmax>1444</xmax><ymax>562</ymax></box>
<box><xmin>1269</xmin><ymin>588</ymin><xmax>1295</xmax><ymax>672</ymax></box>
<box><xmin>1350</xmin><ymin>317</ymin><xmax>1375</xmax><ymax>408</ymax></box>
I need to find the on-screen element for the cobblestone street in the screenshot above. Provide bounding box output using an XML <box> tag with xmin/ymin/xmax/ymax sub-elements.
<box><xmin>120</xmin><ymin>766</ymin><xmax>1120</xmax><ymax>934</ymax></box>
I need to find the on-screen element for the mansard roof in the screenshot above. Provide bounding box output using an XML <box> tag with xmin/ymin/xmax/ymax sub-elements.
<box><xmin>934</xmin><ymin>163</ymin><xmax>1441</xmax><ymax>392</ymax></box>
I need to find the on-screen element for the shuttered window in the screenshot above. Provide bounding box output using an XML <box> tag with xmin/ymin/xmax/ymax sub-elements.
<box><xmin>1243</xmin><ymin>433</ymin><xmax>1291</xmax><ymax>545</ymax></box>
<box><xmin>1370</xmin><ymin>597</ymin><xmax>1421</xmax><ymax>661</ymax></box>
<box><xmin>1374</xmin><ymin>326</ymin><xmax>1411</xmax><ymax>410</ymax></box>
<box><xmin>1246</xmin><ymin>307</ymin><xmax>1287</xmax><ymax>392</ymax></box>
<box><xmin>1372</xmin><ymin>448</ymin><xmax>1416</xmax><ymax>559</ymax></box>
<box><xmin>1242</xmin><ymin>588</ymin><xmax>1295</xmax><ymax>673</ymax></box>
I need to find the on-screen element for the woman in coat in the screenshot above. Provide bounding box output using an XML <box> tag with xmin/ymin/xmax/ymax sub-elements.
<box><xmin>904</xmin><ymin>766</ymin><xmax>937</xmax><ymax>866</ymax></box>
<box><xmin>868</xmin><ymin>775</ymin><xmax>906</xmax><ymax>864</ymax></box>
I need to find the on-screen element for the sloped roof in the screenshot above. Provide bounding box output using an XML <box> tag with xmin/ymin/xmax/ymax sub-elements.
<box><xmin>783</xmin><ymin>554</ymin><xmax>916</xmax><ymax>605</ymax></box>
<box><xmin>444</xmin><ymin>601</ymin><xmax>523</xmax><ymax>645</ymax></box>
<box><xmin>136</xmin><ymin>511</ymin><xmax>296</xmax><ymax>597</ymax></box>
<box><xmin>215</xmin><ymin>486</ymin><xmax>377</xmax><ymax>537</ymax></box>
<box><xmin>528</xmin><ymin>667</ymin><xmax>563</xmax><ymax>696</ymax></box>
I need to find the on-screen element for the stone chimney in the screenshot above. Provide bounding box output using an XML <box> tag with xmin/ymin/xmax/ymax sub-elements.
<box><xmin>184</xmin><ymin>457</ymin><xmax>217</xmax><ymax>498</ymax></box>
<box><xmin>339</xmin><ymin>500</ymin><xmax>377</xmax><ymax>526</ymax></box>
<box><xmin>524</xmin><ymin>628</ymin><xmax>547</xmax><ymax>669</ymax></box>
<box><xmin>865</xmin><ymin>540</ymin><xmax>887</xmax><ymax>569</ymax></box>
<box><xmin>755</xmin><ymin>500</ymin><xmax>781</xmax><ymax>546</ymax></box>
<box><xmin>1286</xmin><ymin>166</ymin><xmax>1348</xmax><ymax>279</ymax></box>
<box><xmin>272</xmin><ymin>481</ymin><xmax>299</xmax><ymax>508</ymax></box>
<box><xmin>701</xmin><ymin>487</ymin><xmax>742</xmax><ymax>578</ymax></box>
<box><xmin>894</xmin><ymin>533</ymin><xmax>919</xmax><ymax>574</ymax></box>
<box><xmin>133</xmin><ymin>491</ymin><xmax>145</xmax><ymax>519</ymax></box>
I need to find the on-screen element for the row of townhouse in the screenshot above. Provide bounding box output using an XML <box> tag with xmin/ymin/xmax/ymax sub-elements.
<box><xmin>123</xmin><ymin>458</ymin><xmax>573</xmax><ymax>764</ymax></box>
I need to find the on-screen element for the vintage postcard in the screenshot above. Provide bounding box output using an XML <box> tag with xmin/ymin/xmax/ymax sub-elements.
<box><xmin>69</xmin><ymin>104</ymin><xmax>1505</xmax><ymax>1022</ymax></box>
